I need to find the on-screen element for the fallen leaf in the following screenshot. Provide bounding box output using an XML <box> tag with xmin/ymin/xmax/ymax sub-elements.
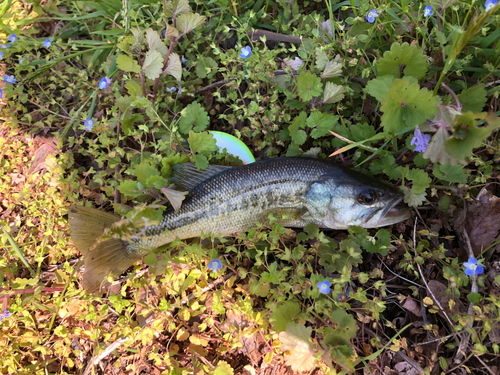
<box><xmin>161</xmin><ymin>186</ymin><xmax>188</xmax><ymax>211</ymax></box>
<box><xmin>401</xmin><ymin>296</ymin><xmax>422</xmax><ymax>317</ymax></box>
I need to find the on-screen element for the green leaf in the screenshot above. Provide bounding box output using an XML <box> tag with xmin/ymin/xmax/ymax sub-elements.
<box><xmin>433</xmin><ymin>163</ymin><xmax>468</xmax><ymax>183</ymax></box>
<box><xmin>121</xmin><ymin>113</ymin><xmax>144</xmax><ymax>135</ymax></box>
<box><xmin>163</xmin><ymin>0</ymin><xmax>191</xmax><ymax>17</ymax></box>
<box><xmin>362</xmin><ymin>229</ymin><xmax>391</xmax><ymax>256</ymax></box>
<box><xmin>116</xmin><ymin>54</ymin><xmax>141</xmax><ymax>74</ymax></box>
<box><xmin>467</xmin><ymin>292</ymin><xmax>482</xmax><ymax>304</ymax></box>
<box><xmin>270</xmin><ymin>301</ymin><xmax>301</xmax><ymax>332</ymax></box>
<box><xmin>142</xmin><ymin>50</ymin><xmax>163</xmax><ymax>80</ymax></box>
<box><xmin>165</xmin><ymin>52</ymin><xmax>182</xmax><ymax>81</ymax></box>
<box><xmin>279</xmin><ymin>323</ymin><xmax>316</xmax><ymax>372</ymax></box>
<box><xmin>176</xmin><ymin>13</ymin><xmax>206</xmax><ymax>34</ymax></box>
<box><xmin>330</xmin><ymin>308</ymin><xmax>358</xmax><ymax>340</ymax></box>
<box><xmin>195</xmin><ymin>56</ymin><xmax>218</xmax><ymax>79</ymax></box>
<box><xmin>296</xmin><ymin>72</ymin><xmax>322</xmax><ymax>102</ymax></box>
<box><xmin>192</xmin><ymin>153</ymin><xmax>209</xmax><ymax>170</ymax></box>
<box><xmin>422</xmin><ymin>126</ymin><xmax>452</xmax><ymax>164</ymax></box>
<box><xmin>321</xmin><ymin>59</ymin><xmax>342</xmax><ymax>79</ymax></box>
<box><xmin>349</xmin><ymin>123</ymin><xmax>376</xmax><ymax>142</ymax></box>
<box><xmin>365</xmin><ymin>75</ymin><xmax>395</xmax><ymax>102</ymax></box>
<box><xmin>322</xmin><ymin>82</ymin><xmax>345</xmax><ymax>104</ymax></box>
<box><xmin>146</xmin><ymin>28</ymin><xmax>168</xmax><ymax>56</ymax></box>
<box><xmin>118</xmin><ymin>180</ymin><xmax>142</xmax><ymax>197</ymax></box>
<box><xmin>457</xmin><ymin>84</ymin><xmax>487</xmax><ymax>113</ymax></box>
<box><xmin>322</xmin><ymin>332</ymin><xmax>356</xmax><ymax>371</ymax></box>
<box><xmin>188</xmin><ymin>131</ymin><xmax>219</xmax><ymax>169</ymax></box>
<box><xmin>178</xmin><ymin>102</ymin><xmax>210</xmax><ymax>134</ymax></box>
<box><xmin>402</xmin><ymin>188</ymin><xmax>427</xmax><ymax>207</ymax></box>
<box><xmin>125</xmin><ymin>80</ymin><xmax>143</xmax><ymax>97</ymax></box>
<box><xmin>116</xmin><ymin>95</ymin><xmax>134</xmax><ymax>113</ymax></box>
<box><xmin>380</xmin><ymin>79</ymin><xmax>440</xmax><ymax>133</ymax></box>
<box><xmin>376</xmin><ymin>42</ymin><xmax>428</xmax><ymax>79</ymax></box>
<box><xmin>307</xmin><ymin>112</ymin><xmax>339</xmax><ymax>139</ymax></box>
<box><xmin>146</xmin><ymin>175</ymin><xmax>170</xmax><ymax>189</ymax></box>
<box><xmin>212</xmin><ymin>361</ymin><xmax>234</xmax><ymax>375</ymax></box>
<box><xmin>135</xmin><ymin>161</ymin><xmax>160</xmax><ymax>186</ymax></box>
<box><xmin>315</xmin><ymin>47</ymin><xmax>329</xmax><ymax>70</ymax></box>
<box><xmin>131</xmin><ymin>28</ymin><xmax>144</xmax><ymax>50</ymax></box>
<box><xmin>404</xmin><ymin>167</ymin><xmax>431</xmax><ymax>194</ymax></box>
<box><xmin>289</xmin><ymin>112</ymin><xmax>307</xmax><ymax>145</ymax></box>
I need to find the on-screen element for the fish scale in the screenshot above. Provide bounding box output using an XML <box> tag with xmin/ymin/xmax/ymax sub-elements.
<box><xmin>69</xmin><ymin>157</ymin><xmax>410</xmax><ymax>292</ymax></box>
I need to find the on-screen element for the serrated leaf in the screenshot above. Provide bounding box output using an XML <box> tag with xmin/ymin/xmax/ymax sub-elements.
<box><xmin>195</xmin><ymin>56</ymin><xmax>218</xmax><ymax>79</ymax></box>
<box><xmin>289</xmin><ymin>112</ymin><xmax>307</xmax><ymax>145</ymax></box>
<box><xmin>146</xmin><ymin>28</ymin><xmax>168</xmax><ymax>56</ymax></box>
<box><xmin>433</xmin><ymin>163</ymin><xmax>468</xmax><ymax>183</ymax></box>
<box><xmin>270</xmin><ymin>301</ymin><xmax>301</xmax><ymax>332</ymax></box>
<box><xmin>279</xmin><ymin>323</ymin><xmax>316</xmax><ymax>372</ymax></box>
<box><xmin>192</xmin><ymin>153</ymin><xmax>209</xmax><ymax>170</ymax></box>
<box><xmin>402</xmin><ymin>188</ymin><xmax>427</xmax><ymax>207</ymax></box>
<box><xmin>376</xmin><ymin>42</ymin><xmax>428</xmax><ymax>79</ymax></box>
<box><xmin>164</xmin><ymin>24</ymin><xmax>179</xmax><ymax>39</ymax></box>
<box><xmin>178</xmin><ymin>102</ymin><xmax>209</xmax><ymax>134</ymax></box>
<box><xmin>116</xmin><ymin>54</ymin><xmax>141</xmax><ymax>74</ymax></box>
<box><xmin>212</xmin><ymin>361</ymin><xmax>234</xmax><ymax>375</ymax></box>
<box><xmin>165</xmin><ymin>52</ymin><xmax>182</xmax><ymax>81</ymax></box>
<box><xmin>118</xmin><ymin>180</ymin><xmax>141</xmax><ymax>197</ymax></box>
<box><xmin>322</xmin><ymin>332</ymin><xmax>356</xmax><ymax>371</ymax></box>
<box><xmin>365</xmin><ymin>75</ymin><xmax>395</xmax><ymax>102</ymax></box>
<box><xmin>307</xmin><ymin>112</ymin><xmax>339</xmax><ymax>138</ymax></box>
<box><xmin>146</xmin><ymin>175</ymin><xmax>170</xmax><ymax>189</ymax></box>
<box><xmin>296</xmin><ymin>72</ymin><xmax>322</xmax><ymax>102</ymax></box>
<box><xmin>163</xmin><ymin>0</ymin><xmax>191</xmax><ymax>17</ymax></box>
<box><xmin>125</xmin><ymin>80</ymin><xmax>143</xmax><ymax>97</ymax></box>
<box><xmin>322</xmin><ymin>82</ymin><xmax>345</xmax><ymax>104</ymax></box>
<box><xmin>177</xmin><ymin>13</ymin><xmax>206</xmax><ymax>34</ymax></box>
<box><xmin>142</xmin><ymin>50</ymin><xmax>163</xmax><ymax>80</ymax></box>
<box><xmin>315</xmin><ymin>47</ymin><xmax>329</xmax><ymax>70</ymax></box>
<box><xmin>188</xmin><ymin>131</ymin><xmax>219</xmax><ymax>157</ymax></box>
<box><xmin>116</xmin><ymin>96</ymin><xmax>134</xmax><ymax>113</ymax></box>
<box><xmin>404</xmin><ymin>167</ymin><xmax>431</xmax><ymax>194</ymax></box>
<box><xmin>131</xmin><ymin>28</ymin><xmax>144</xmax><ymax>50</ymax></box>
<box><xmin>349</xmin><ymin>122</ymin><xmax>376</xmax><ymax>142</ymax></box>
<box><xmin>362</xmin><ymin>228</ymin><xmax>391</xmax><ymax>256</ymax></box>
<box><xmin>422</xmin><ymin>126</ymin><xmax>452</xmax><ymax>164</ymax></box>
<box><xmin>330</xmin><ymin>309</ymin><xmax>358</xmax><ymax>339</ymax></box>
<box><xmin>322</xmin><ymin>60</ymin><xmax>342</xmax><ymax>78</ymax></box>
<box><xmin>380</xmin><ymin>79</ymin><xmax>440</xmax><ymax>133</ymax></box>
<box><xmin>117</xmin><ymin>37</ymin><xmax>135</xmax><ymax>53</ymax></box>
<box><xmin>135</xmin><ymin>162</ymin><xmax>160</xmax><ymax>186</ymax></box>
<box><xmin>457</xmin><ymin>84</ymin><xmax>487</xmax><ymax>113</ymax></box>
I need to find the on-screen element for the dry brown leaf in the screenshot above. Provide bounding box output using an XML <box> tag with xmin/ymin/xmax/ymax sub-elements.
<box><xmin>28</xmin><ymin>136</ymin><xmax>57</xmax><ymax>175</ymax></box>
<box><xmin>161</xmin><ymin>186</ymin><xmax>188</xmax><ymax>211</ymax></box>
<box><xmin>401</xmin><ymin>296</ymin><xmax>422</xmax><ymax>317</ymax></box>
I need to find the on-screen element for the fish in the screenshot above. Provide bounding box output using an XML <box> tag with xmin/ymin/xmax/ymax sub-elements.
<box><xmin>69</xmin><ymin>157</ymin><xmax>410</xmax><ymax>292</ymax></box>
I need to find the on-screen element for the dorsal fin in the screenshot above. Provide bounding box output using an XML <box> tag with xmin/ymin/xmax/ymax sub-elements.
<box><xmin>170</xmin><ymin>163</ymin><xmax>233</xmax><ymax>191</ymax></box>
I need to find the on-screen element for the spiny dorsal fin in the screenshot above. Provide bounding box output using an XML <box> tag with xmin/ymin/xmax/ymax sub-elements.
<box><xmin>170</xmin><ymin>163</ymin><xmax>232</xmax><ymax>191</ymax></box>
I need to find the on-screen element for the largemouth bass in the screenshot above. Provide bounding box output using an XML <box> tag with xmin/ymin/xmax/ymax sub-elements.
<box><xmin>69</xmin><ymin>157</ymin><xmax>410</xmax><ymax>292</ymax></box>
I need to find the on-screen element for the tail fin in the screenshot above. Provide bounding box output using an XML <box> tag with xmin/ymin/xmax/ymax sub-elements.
<box><xmin>69</xmin><ymin>206</ymin><xmax>145</xmax><ymax>293</ymax></box>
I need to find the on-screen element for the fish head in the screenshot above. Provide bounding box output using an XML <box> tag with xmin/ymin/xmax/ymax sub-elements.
<box><xmin>303</xmin><ymin>167</ymin><xmax>410</xmax><ymax>229</ymax></box>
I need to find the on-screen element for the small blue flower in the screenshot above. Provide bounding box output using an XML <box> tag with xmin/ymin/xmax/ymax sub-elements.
<box><xmin>317</xmin><ymin>280</ymin><xmax>331</xmax><ymax>294</ymax></box>
<box><xmin>43</xmin><ymin>38</ymin><xmax>51</xmax><ymax>48</ymax></box>
<box><xmin>19</xmin><ymin>57</ymin><xmax>25</xmax><ymax>64</ymax></box>
<box><xmin>161</xmin><ymin>28</ymin><xmax>166</xmax><ymax>37</ymax></box>
<box><xmin>485</xmin><ymin>0</ymin><xmax>498</xmax><ymax>11</ymax></box>
<box><xmin>208</xmin><ymin>259</ymin><xmax>223</xmax><ymax>271</ymax></box>
<box><xmin>464</xmin><ymin>257</ymin><xmax>485</xmax><ymax>276</ymax></box>
<box><xmin>99</xmin><ymin>77</ymin><xmax>111</xmax><ymax>89</ymax></box>
<box><xmin>8</xmin><ymin>34</ymin><xmax>17</xmax><ymax>43</ymax></box>
<box><xmin>181</xmin><ymin>55</ymin><xmax>187</xmax><ymax>66</ymax></box>
<box><xmin>410</xmin><ymin>126</ymin><xmax>431</xmax><ymax>153</ymax></box>
<box><xmin>0</xmin><ymin>88</ymin><xmax>3</xmax><ymax>99</ymax></box>
<box><xmin>3</xmin><ymin>75</ymin><xmax>16</xmax><ymax>84</ymax></box>
<box><xmin>0</xmin><ymin>309</ymin><xmax>12</xmax><ymax>323</ymax></box>
<box><xmin>239</xmin><ymin>45</ymin><xmax>252</xmax><ymax>59</ymax></box>
<box><xmin>424</xmin><ymin>5</ymin><xmax>433</xmax><ymax>17</ymax></box>
<box><xmin>366</xmin><ymin>9</ymin><xmax>379</xmax><ymax>23</ymax></box>
<box><xmin>166</xmin><ymin>86</ymin><xmax>177</xmax><ymax>93</ymax></box>
<box><xmin>84</xmin><ymin>117</ymin><xmax>94</xmax><ymax>131</ymax></box>
<box><xmin>0</xmin><ymin>51</ymin><xmax>3</xmax><ymax>60</ymax></box>
<box><xmin>0</xmin><ymin>44</ymin><xmax>10</xmax><ymax>49</ymax></box>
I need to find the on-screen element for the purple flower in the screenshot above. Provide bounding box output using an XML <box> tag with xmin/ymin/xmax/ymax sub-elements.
<box><xmin>366</xmin><ymin>9</ymin><xmax>379</xmax><ymax>23</ymax></box>
<box><xmin>84</xmin><ymin>117</ymin><xmax>94</xmax><ymax>131</ymax></box>
<box><xmin>43</xmin><ymin>38</ymin><xmax>51</xmax><ymax>48</ymax></box>
<box><xmin>208</xmin><ymin>259</ymin><xmax>223</xmax><ymax>271</ymax></box>
<box><xmin>410</xmin><ymin>127</ymin><xmax>431</xmax><ymax>153</ymax></box>
<box><xmin>3</xmin><ymin>75</ymin><xmax>16</xmax><ymax>84</ymax></box>
<box><xmin>485</xmin><ymin>0</ymin><xmax>498</xmax><ymax>11</ymax></box>
<box><xmin>0</xmin><ymin>309</ymin><xmax>12</xmax><ymax>323</ymax></box>
<box><xmin>464</xmin><ymin>257</ymin><xmax>484</xmax><ymax>276</ymax></box>
<box><xmin>8</xmin><ymin>34</ymin><xmax>17</xmax><ymax>43</ymax></box>
<box><xmin>317</xmin><ymin>280</ymin><xmax>331</xmax><ymax>294</ymax></box>
<box><xmin>0</xmin><ymin>44</ymin><xmax>10</xmax><ymax>49</ymax></box>
<box><xmin>161</xmin><ymin>28</ymin><xmax>166</xmax><ymax>37</ymax></box>
<box><xmin>424</xmin><ymin>5</ymin><xmax>433</xmax><ymax>17</ymax></box>
<box><xmin>0</xmin><ymin>88</ymin><xmax>3</xmax><ymax>99</ymax></box>
<box><xmin>0</xmin><ymin>51</ymin><xmax>3</xmax><ymax>60</ymax></box>
<box><xmin>19</xmin><ymin>57</ymin><xmax>25</xmax><ymax>64</ymax></box>
<box><xmin>181</xmin><ymin>55</ymin><xmax>187</xmax><ymax>66</ymax></box>
<box><xmin>239</xmin><ymin>45</ymin><xmax>251</xmax><ymax>59</ymax></box>
<box><xmin>99</xmin><ymin>77</ymin><xmax>111</xmax><ymax>89</ymax></box>
<box><xmin>166</xmin><ymin>86</ymin><xmax>177</xmax><ymax>93</ymax></box>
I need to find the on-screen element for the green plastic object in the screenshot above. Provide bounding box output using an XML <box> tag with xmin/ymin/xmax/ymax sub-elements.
<box><xmin>209</xmin><ymin>131</ymin><xmax>255</xmax><ymax>164</ymax></box>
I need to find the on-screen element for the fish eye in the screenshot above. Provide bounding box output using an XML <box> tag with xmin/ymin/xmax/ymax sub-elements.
<box><xmin>358</xmin><ymin>189</ymin><xmax>379</xmax><ymax>205</ymax></box>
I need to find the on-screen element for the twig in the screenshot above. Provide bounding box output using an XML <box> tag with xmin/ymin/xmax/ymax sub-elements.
<box><xmin>82</xmin><ymin>337</ymin><xmax>130</xmax><ymax>375</ymax></box>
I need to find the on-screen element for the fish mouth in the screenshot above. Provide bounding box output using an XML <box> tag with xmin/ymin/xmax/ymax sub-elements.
<box><xmin>364</xmin><ymin>195</ymin><xmax>411</xmax><ymax>228</ymax></box>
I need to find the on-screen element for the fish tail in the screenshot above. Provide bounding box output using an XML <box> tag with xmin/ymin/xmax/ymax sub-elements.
<box><xmin>69</xmin><ymin>205</ymin><xmax>144</xmax><ymax>293</ymax></box>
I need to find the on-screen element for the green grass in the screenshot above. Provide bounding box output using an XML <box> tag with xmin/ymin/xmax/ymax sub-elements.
<box><xmin>1</xmin><ymin>0</ymin><xmax>500</xmax><ymax>373</ymax></box>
